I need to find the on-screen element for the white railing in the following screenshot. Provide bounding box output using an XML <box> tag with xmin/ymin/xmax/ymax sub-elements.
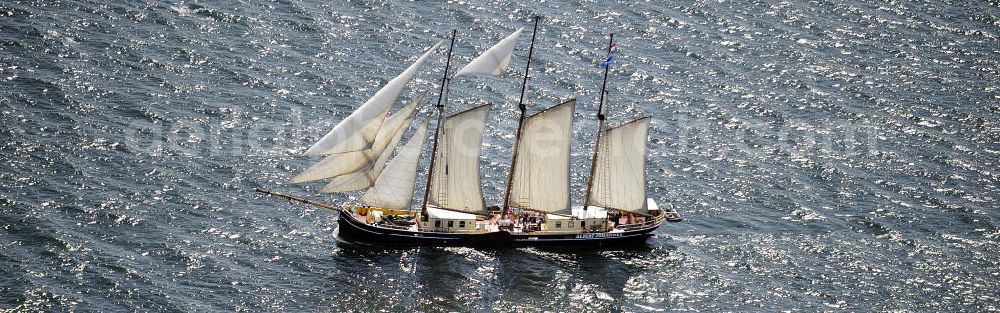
<box><xmin>614</xmin><ymin>212</ymin><xmax>665</xmax><ymax>231</ymax></box>
<box><xmin>351</xmin><ymin>206</ymin><xmax>665</xmax><ymax>234</ymax></box>
<box><xmin>375</xmin><ymin>223</ymin><xmax>413</xmax><ymax>231</ymax></box>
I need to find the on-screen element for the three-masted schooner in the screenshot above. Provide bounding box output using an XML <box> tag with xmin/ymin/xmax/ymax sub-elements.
<box><xmin>259</xmin><ymin>18</ymin><xmax>676</xmax><ymax>247</ymax></box>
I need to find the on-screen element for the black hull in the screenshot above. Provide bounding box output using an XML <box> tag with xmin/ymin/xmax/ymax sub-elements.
<box><xmin>336</xmin><ymin>209</ymin><xmax>662</xmax><ymax>248</ymax></box>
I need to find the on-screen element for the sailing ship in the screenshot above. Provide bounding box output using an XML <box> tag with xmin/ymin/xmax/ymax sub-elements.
<box><xmin>258</xmin><ymin>17</ymin><xmax>681</xmax><ymax>247</ymax></box>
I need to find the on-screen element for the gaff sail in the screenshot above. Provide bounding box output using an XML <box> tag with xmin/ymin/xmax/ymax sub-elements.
<box><xmin>427</xmin><ymin>104</ymin><xmax>492</xmax><ymax>214</ymax></box>
<box><xmin>507</xmin><ymin>99</ymin><xmax>575</xmax><ymax>213</ymax></box>
<box><xmin>587</xmin><ymin>117</ymin><xmax>651</xmax><ymax>213</ymax></box>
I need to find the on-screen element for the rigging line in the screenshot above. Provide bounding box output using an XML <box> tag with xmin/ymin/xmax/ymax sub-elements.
<box><xmin>601</xmin><ymin>132</ymin><xmax>612</xmax><ymax>206</ymax></box>
<box><xmin>501</xmin><ymin>15</ymin><xmax>541</xmax><ymax>219</ymax></box>
<box><xmin>584</xmin><ymin>33</ymin><xmax>615</xmax><ymax>211</ymax></box>
<box><xmin>421</xmin><ymin>29</ymin><xmax>457</xmax><ymax>215</ymax></box>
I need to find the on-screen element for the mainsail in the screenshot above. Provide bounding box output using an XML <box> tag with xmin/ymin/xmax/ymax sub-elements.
<box><xmin>359</xmin><ymin>121</ymin><xmax>429</xmax><ymax>210</ymax></box>
<box><xmin>320</xmin><ymin>116</ymin><xmax>416</xmax><ymax>193</ymax></box>
<box><xmin>507</xmin><ymin>99</ymin><xmax>575</xmax><ymax>213</ymax></box>
<box><xmin>453</xmin><ymin>28</ymin><xmax>523</xmax><ymax>77</ymax></box>
<box><xmin>288</xmin><ymin>93</ymin><xmax>425</xmax><ymax>184</ymax></box>
<box><xmin>304</xmin><ymin>41</ymin><xmax>442</xmax><ymax>156</ymax></box>
<box><xmin>427</xmin><ymin>104</ymin><xmax>492</xmax><ymax>214</ymax></box>
<box><xmin>587</xmin><ymin>117</ymin><xmax>651</xmax><ymax>213</ymax></box>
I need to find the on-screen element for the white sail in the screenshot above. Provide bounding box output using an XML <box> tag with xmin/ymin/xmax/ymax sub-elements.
<box><xmin>588</xmin><ymin>117</ymin><xmax>651</xmax><ymax>213</ymax></box>
<box><xmin>453</xmin><ymin>28</ymin><xmax>523</xmax><ymax>77</ymax></box>
<box><xmin>427</xmin><ymin>104</ymin><xmax>491</xmax><ymax>214</ymax></box>
<box><xmin>508</xmin><ymin>99</ymin><xmax>575</xmax><ymax>213</ymax></box>
<box><xmin>370</xmin><ymin>92</ymin><xmax>425</xmax><ymax>153</ymax></box>
<box><xmin>318</xmin><ymin>171</ymin><xmax>368</xmax><ymax>193</ymax></box>
<box><xmin>288</xmin><ymin>93</ymin><xmax>425</xmax><ymax>184</ymax></box>
<box><xmin>304</xmin><ymin>41</ymin><xmax>442</xmax><ymax>155</ymax></box>
<box><xmin>320</xmin><ymin>116</ymin><xmax>415</xmax><ymax>193</ymax></box>
<box><xmin>360</xmin><ymin>121</ymin><xmax>429</xmax><ymax>210</ymax></box>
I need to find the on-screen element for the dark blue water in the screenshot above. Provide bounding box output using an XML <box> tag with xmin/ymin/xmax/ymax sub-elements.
<box><xmin>2</xmin><ymin>0</ymin><xmax>998</xmax><ymax>311</ymax></box>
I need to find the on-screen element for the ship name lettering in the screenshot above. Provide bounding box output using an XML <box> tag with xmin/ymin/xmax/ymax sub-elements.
<box><xmin>575</xmin><ymin>233</ymin><xmax>623</xmax><ymax>239</ymax></box>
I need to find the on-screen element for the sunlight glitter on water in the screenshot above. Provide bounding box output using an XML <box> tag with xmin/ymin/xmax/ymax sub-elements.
<box><xmin>1</xmin><ymin>0</ymin><xmax>998</xmax><ymax>311</ymax></box>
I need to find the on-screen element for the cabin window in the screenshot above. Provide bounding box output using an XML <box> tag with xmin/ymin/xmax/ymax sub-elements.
<box><xmin>435</xmin><ymin>220</ymin><xmax>441</xmax><ymax>227</ymax></box>
<box><xmin>568</xmin><ymin>221</ymin><xmax>574</xmax><ymax>228</ymax></box>
<box><xmin>581</xmin><ymin>221</ymin><xmax>586</xmax><ymax>228</ymax></box>
<box><xmin>555</xmin><ymin>221</ymin><xmax>562</xmax><ymax>228</ymax></box>
<box><xmin>459</xmin><ymin>221</ymin><xmax>466</xmax><ymax>228</ymax></box>
<box><xmin>447</xmin><ymin>221</ymin><xmax>454</xmax><ymax>228</ymax></box>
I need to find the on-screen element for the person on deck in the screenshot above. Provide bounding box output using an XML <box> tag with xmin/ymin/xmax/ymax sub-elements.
<box><xmin>497</xmin><ymin>218</ymin><xmax>512</xmax><ymax>231</ymax></box>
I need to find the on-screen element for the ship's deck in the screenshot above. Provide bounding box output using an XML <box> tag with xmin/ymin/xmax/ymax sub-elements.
<box><xmin>351</xmin><ymin>210</ymin><xmax>660</xmax><ymax>235</ymax></box>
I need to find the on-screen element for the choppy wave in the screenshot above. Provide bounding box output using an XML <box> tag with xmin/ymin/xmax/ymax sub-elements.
<box><xmin>1</xmin><ymin>0</ymin><xmax>997</xmax><ymax>311</ymax></box>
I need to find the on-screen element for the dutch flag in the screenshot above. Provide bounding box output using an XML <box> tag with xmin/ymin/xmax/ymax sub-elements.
<box><xmin>600</xmin><ymin>43</ymin><xmax>617</xmax><ymax>68</ymax></box>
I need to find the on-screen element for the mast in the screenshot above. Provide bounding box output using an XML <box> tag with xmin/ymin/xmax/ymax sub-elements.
<box><xmin>583</xmin><ymin>33</ymin><xmax>614</xmax><ymax>211</ymax></box>
<box><xmin>500</xmin><ymin>16</ymin><xmax>540</xmax><ymax>219</ymax></box>
<box><xmin>421</xmin><ymin>30</ymin><xmax>457</xmax><ymax>216</ymax></box>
